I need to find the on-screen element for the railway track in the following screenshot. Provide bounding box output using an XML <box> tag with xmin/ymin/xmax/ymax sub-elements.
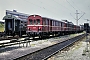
<box><xmin>0</xmin><ymin>35</ymin><xmax>59</xmax><ymax>48</ymax></box>
<box><xmin>0</xmin><ymin>34</ymin><xmax>74</xmax><ymax>48</ymax></box>
<box><xmin>14</xmin><ymin>34</ymin><xmax>86</xmax><ymax>60</ymax></box>
<box><xmin>0</xmin><ymin>36</ymin><xmax>19</xmax><ymax>41</ymax></box>
<box><xmin>0</xmin><ymin>37</ymin><xmax>32</xmax><ymax>48</ymax></box>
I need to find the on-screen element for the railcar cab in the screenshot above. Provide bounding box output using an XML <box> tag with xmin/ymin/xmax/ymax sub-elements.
<box><xmin>3</xmin><ymin>15</ymin><xmax>27</xmax><ymax>36</ymax></box>
<box><xmin>27</xmin><ymin>15</ymin><xmax>42</xmax><ymax>32</ymax></box>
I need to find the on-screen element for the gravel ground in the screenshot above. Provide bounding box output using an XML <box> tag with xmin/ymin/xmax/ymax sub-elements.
<box><xmin>0</xmin><ymin>32</ymin><xmax>85</xmax><ymax>60</ymax></box>
<box><xmin>48</xmin><ymin>33</ymin><xmax>90</xmax><ymax>60</ymax></box>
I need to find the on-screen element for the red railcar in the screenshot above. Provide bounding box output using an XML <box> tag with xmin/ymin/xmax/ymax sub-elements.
<box><xmin>27</xmin><ymin>15</ymin><xmax>62</xmax><ymax>37</ymax></box>
<box><xmin>26</xmin><ymin>15</ymin><xmax>83</xmax><ymax>38</ymax></box>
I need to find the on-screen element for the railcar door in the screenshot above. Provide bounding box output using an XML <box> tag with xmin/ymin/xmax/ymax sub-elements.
<box><xmin>50</xmin><ymin>20</ymin><xmax>52</xmax><ymax>31</ymax></box>
<box><xmin>47</xmin><ymin>19</ymin><xmax>49</xmax><ymax>32</ymax></box>
<box><xmin>5</xmin><ymin>19</ymin><xmax>13</xmax><ymax>35</ymax></box>
<box><xmin>15</xmin><ymin>20</ymin><xmax>20</xmax><ymax>32</ymax></box>
<box><xmin>45</xmin><ymin>19</ymin><xmax>49</xmax><ymax>32</ymax></box>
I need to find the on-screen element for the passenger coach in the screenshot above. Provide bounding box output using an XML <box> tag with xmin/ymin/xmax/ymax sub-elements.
<box><xmin>3</xmin><ymin>15</ymin><xmax>27</xmax><ymax>36</ymax></box>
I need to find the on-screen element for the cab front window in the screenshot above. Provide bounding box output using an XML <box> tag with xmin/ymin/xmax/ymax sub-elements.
<box><xmin>34</xmin><ymin>20</ymin><xmax>37</xmax><ymax>25</ymax></box>
<box><xmin>29</xmin><ymin>19</ymin><xmax>33</xmax><ymax>25</ymax></box>
<box><xmin>37</xmin><ymin>19</ymin><xmax>40</xmax><ymax>25</ymax></box>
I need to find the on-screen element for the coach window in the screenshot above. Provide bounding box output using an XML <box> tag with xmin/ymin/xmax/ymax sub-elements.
<box><xmin>37</xmin><ymin>19</ymin><xmax>40</xmax><ymax>25</ymax></box>
<box><xmin>29</xmin><ymin>19</ymin><xmax>33</xmax><ymax>25</ymax></box>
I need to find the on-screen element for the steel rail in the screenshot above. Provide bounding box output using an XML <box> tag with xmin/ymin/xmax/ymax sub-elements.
<box><xmin>14</xmin><ymin>34</ymin><xmax>85</xmax><ymax>60</ymax></box>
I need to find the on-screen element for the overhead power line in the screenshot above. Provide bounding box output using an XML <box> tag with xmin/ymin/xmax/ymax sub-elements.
<box><xmin>37</xmin><ymin>0</ymin><xmax>66</xmax><ymax>13</ymax></box>
<box><xmin>70</xmin><ymin>0</ymin><xmax>85</xmax><ymax>13</ymax></box>
<box><xmin>65</xmin><ymin>0</ymin><xmax>86</xmax><ymax>25</ymax></box>
<box><xmin>66</xmin><ymin>0</ymin><xmax>76</xmax><ymax>10</ymax></box>
<box><xmin>52</xmin><ymin>0</ymin><xmax>74</xmax><ymax>13</ymax></box>
<box><xmin>23</xmin><ymin>0</ymin><xmax>61</xmax><ymax>16</ymax></box>
<box><xmin>70</xmin><ymin>13</ymin><xmax>76</xmax><ymax>20</ymax></box>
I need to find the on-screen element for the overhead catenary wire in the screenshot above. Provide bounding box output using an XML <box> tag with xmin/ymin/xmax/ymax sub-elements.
<box><xmin>70</xmin><ymin>0</ymin><xmax>86</xmax><ymax>17</ymax></box>
<box><xmin>70</xmin><ymin>0</ymin><xmax>85</xmax><ymax>13</ymax></box>
<box><xmin>22</xmin><ymin>0</ymin><xmax>78</xmax><ymax>21</ymax></box>
<box><xmin>38</xmin><ymin>0</ymin><xmax>84</xmax><ymax>24</ymax></box>
<box><xmin>38</xmin><ymin>0</ymin><xmax>83</xmax><ymax>23</ymax></box>
<box><xmin>65</xmin><ymin>0</ymin><xmax>86</xmax><ymax>25</ymax></box>
<box><xmin>23</xmin><ymin>0</ymin><xmax>62</xmax><ymax>16</ymax></box>
<box><xmin>52</xmin><ymin>0</ymin><xmax>74</xmax><ymax>13</ymax></box>
<box><xmin>70</xmin><ymin>0</ymin><xmax>80</xmax><ymax>11</ymax></box>
<box><xmin>37</xmin><ymin>0</ymin><xmax>69</xmax><ymax>13</ymax></box>
<box><xmin>23</xmin><ymin>0</ymin><xmax>78</xmax><ymax>15</ymax></box>
<box><xmin>21</xmin><ymin>0</ymin><xmax>87</xmax><ymax>24</ymax></box>
<box><xmin>65</xmin><ymin>0</ymin><xmax>76</xmax><ymax>10</ymax></box>
<box><xmin>38</xmin><ymin>0</ymin><xmax>88</xmax><ymax>25</ymax></box>
<box><xmin>70</xmin><ymin>13</ymin><xmax>76</xmax><ymax>20</ymax></box>
<box><xmin>51</xmin><ymin>0</ymin><xmax>79</xmax><ymax>21</ymax></box>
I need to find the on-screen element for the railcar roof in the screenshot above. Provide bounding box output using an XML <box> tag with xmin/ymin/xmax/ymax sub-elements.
<box><xmin>28</xmin><ymin>15</ymin><xmax>76</xmax><ymax>25</ymax></box>
<box><xmin>42</xmin><ymin>16</ymin><xmax>75</xmax><ymax>25</ymax></box>
<box><xmin>42</xmin><ymin>16</ymin><xmax>63</xmax><ymax>22</ymax></box>
<box><xmin>3</xmin><ymin>15</ymin><xmax>27</xmax><ymax>22</ymax></box>
<box><xmin>28</xmin><ymin>15</ymin><xmax>62</xmax><ymax>22</ymax></box>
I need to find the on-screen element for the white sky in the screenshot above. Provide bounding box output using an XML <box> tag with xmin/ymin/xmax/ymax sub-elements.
<box><xmin>0</xmin><ymin>0</ymin><xmax>90</xmax><ymax>25</ymax></box>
